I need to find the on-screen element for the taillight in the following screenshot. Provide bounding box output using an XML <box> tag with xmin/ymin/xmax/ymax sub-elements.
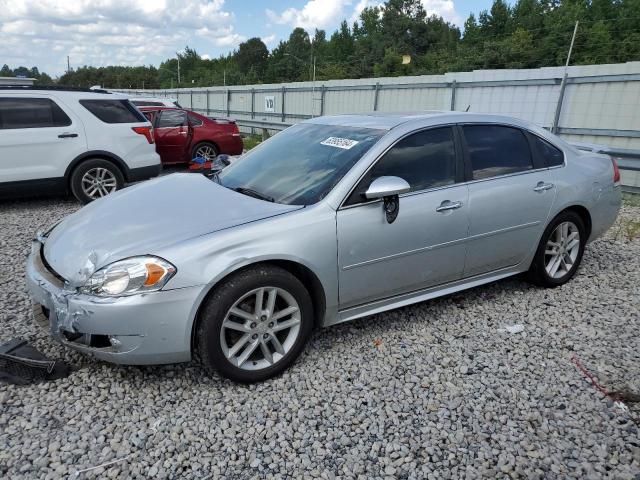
<box><xmin>132</xmin><ymin>126</ymin><xmax>154</xmax><ymax>144</ymax></box>
<box><xmin>611</xmin><ymin>157</ymin><xmax>620</xmax><ymax>183</ymax></box>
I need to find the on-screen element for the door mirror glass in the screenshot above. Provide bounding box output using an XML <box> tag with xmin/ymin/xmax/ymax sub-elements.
<box><xmin>365</xmin><ymin>176</ymin><xmax>410</xmax><ymax>200</ymax></box>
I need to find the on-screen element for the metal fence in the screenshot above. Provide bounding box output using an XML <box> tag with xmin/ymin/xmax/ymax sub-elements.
<box><xmin>118</xmin><ymin>62</ymin><xmax>640</xmax><ymax>191</ymax></box>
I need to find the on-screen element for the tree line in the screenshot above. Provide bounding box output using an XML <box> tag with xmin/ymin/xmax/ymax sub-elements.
<box><xmin>3</xmin><ymin>0</ymin><xmax>639</xmax><ymax>89</ymax></box>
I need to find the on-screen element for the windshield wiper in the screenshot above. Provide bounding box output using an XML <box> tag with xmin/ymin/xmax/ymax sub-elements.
<box><xmin>233</xmin><ymin>187</ymin><xmax>275</xmax><ymax>202</ymax></box>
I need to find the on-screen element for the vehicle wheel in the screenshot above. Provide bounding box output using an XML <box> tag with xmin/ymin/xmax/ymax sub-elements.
<box><xmin>192</xmin><ymin>142</ymin><xmax>218</xmax><ymax>162</ymax></box>
<box><xmin>527</xmin><ymin>211</ymin><xmax>586</xmax><ymax>288</ymax></box>
<box><xmin>196</xmin><ymin>265</ymin><xmax>314</xmax><ymax>383</ymax></box>
<box><xmin>70</xmin><ymin>159</ymin><xmax>124</xmax><ymax>204</ymax></box>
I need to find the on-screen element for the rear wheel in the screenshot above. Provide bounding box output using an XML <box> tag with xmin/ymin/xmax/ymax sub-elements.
<box><xmin>527</xmin><ymin>211</ymin><xmax>586</xmax><ymax>287</ymax></box>
<box><xmin>196</xmin><ymin>265</ymin><xmax>313</xmax><ymax>383</ymax></box>
<box><xmin>192</xmin><ymin>142</ymin><xmax>218</xmax><ymax>162</ymax></box>
<box><xmin>70</xmin><ymin>159</ymin><xmax>124</xmax><ymax>204</ymax></box>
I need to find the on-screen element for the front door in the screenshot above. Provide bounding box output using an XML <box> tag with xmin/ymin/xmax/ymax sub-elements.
<box><xmin>460</xmin><ymin>124</ymin><xmax>557</xmax><ymax>277</ymax></box>
<box><xmin>154</xmin><ymin>109</ymin><xmax>191</xmax><ymax>164</ymax></box>
<box><xmin>337</xmin><ymin>126</ymin><xmax>469</xmax><ymax>308</ymax></box>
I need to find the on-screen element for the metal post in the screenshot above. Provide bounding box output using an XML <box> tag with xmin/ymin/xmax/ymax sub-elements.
<box><xmin>552</xmin><ymin>74</ymin><xmax>568</xmax><ymax>133</ymax></box>
<box><xmin>281</xmin><ymin>86</ymin><xmax>286</xmax><ymax>123</ymax></box>
<box><xmin>373</xmin><ymin>82</ymin><xmax>380</xmax><ymax>111</ymax></box>
<box><xmin>251</xmin><ymin>89</ymin><xmax>255</xmax><ymax>119</ymax></box>
<box><xmin>206</xmin><ymin>89</ymin><xmax>210</xmax><ymax>115</ymax></box>
<box><xmin>226</xmin><ymin>89</ymin><xmax>231</xmax><ymax>117</ymax></box>
<box><xmin>320</xmin><ymin>85</ymin><xmax>326</xmax><ymax>116</ymax></box>
<box><xmin>450</xmin><ymin>80</ymin><xmax>457</xmax><ymax>111</ymax></box>
<box><xmin>190</xmin><ymin>90</ymin><xmax>193</xmax><ymax>109</ymax></box>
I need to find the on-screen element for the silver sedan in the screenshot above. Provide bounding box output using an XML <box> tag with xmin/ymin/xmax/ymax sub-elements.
<box><xmin>26</xmin><ymin>112</ymin><xmax>622</xmax><ymax>382</ymax></box>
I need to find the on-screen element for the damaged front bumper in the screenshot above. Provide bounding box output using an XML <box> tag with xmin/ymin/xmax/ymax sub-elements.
<box><xmin>26</xmin><ymin>241</ymin><xmax>201</xmax><ymax>365</ymax></box>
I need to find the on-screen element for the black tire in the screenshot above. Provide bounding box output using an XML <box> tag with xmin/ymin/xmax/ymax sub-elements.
<box><xmin>191</xmin><ymin>142</ymin><xmax>219</xmax><ymax>161</ymax></box>
<box><xmin>527</xmin><ymin>210</ymin><xmax>586</xmax><ymax>288</ymax></box>
<box><xmin>196</xmin><ymin>265</ymin><xmax>314</xmax><ymax>383</ymax></box>
<box><xmin>70</xmin><ymin>158</ymin><xmax>124</xmax><ymax>204</ymax></box>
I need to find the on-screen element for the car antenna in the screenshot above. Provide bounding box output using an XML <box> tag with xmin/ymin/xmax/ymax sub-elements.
<box><xmin>465</xmin><ymin>105</ymin><xmax>471</xmax><ymax>112</ymax></box>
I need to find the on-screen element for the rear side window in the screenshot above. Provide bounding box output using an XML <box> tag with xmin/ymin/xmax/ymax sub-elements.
<box><xmin>80</xmin><ymin>99</ymin><xmax>146</xmax><ymax>124</ymax></box>
<box><xmin>157</xmin><ymin>110</ymin><xmax>187</xmax><ymax>128</ymax></box>
<box><xmin>531</xmin><ymin>135</ymin><xmax>564</xmax><ymax>167</ymax></box>
<box><xmin>0</xmin><ymin>97</ymin><xmax>71</xmax><ymax>129</ymax></box>
<box><xmin>188</xmin><ymin>114</ymin><xmax>203</xmax><ymax>126</ymax></box>
<box><xmin>463</xmin><ymin>125</ymin><xmax>533</xmax><ymax>180</ymax></box>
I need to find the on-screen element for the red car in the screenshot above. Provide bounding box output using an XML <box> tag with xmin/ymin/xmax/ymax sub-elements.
<box><xmin>139</xmin><ymin>107</ymin><xmax>243</xmax><ymax>165</ymax></box>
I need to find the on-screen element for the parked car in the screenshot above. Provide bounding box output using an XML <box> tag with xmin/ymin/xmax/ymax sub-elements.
<box><xmin>0</xmin><ymin>86</ymin><xmax>161</xmax><ymax>203</ymax></box>
<box><xmin>26</xmin><ymin>112</ymin><xmax>621</xmax><ymax>382</ymax></box>
<box><xmin>129</xmin><ymin>96</ymin><xmax>181</xmax><ymax>108</ymax></box>
<box><xmin>139</xmin><ymin>107</ymin><xmax>243</xmax><ymax>165</ymax></box>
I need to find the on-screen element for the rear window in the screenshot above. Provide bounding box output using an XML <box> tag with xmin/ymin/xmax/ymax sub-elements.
<box><xmin>131</xmin><ymin>100</ymin><xmax>165</xmax><ymax>107</ymax></box>
<box><xmin>0</xmin><ymin>97</ymin><xmax>71</xmax><ymax>129</ymax></box>
<box><xmin>188</xmin><ymin>113</ymin><xmax>203</xmax><ymax>126</ymax></box>
<box><xmin>80</xmin><ymin>99</ymin><xmax>147</xmax><ymax>124</ymax></box>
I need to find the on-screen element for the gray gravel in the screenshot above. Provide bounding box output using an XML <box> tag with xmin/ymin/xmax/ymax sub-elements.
<box><xmin>1</xmin><ymin>196</ymin><xmax>639</xmax><ymax>479</ymax></box>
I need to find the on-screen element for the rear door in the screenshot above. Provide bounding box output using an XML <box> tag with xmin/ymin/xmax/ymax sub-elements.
<box><xmin>154</xmin><ymin>110</ymin><xmax>191</xmax><ymax>164</ymax></box>
<box><xmin>0</xmin><ymin>95</ymin><xmax>86</xmax><ymax>183</ymax></box>
<box><xmin>337</xmin><ymin>126</ymin><xmax>469</xmax><ymax>308</ymax></box>
<box><xmin>460</xmin><ymin>124</ymin><xmax>556</xmax><ymax>277</ymax></box>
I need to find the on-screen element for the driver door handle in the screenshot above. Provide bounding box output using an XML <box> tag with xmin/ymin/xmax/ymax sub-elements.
<box><xmin>58</xmin><ymin>133</ymin><xmax>78</xmax><ymax>138</ymax></box>
<box><xmin>533</xmin><ymin>181</ymin><xmax>554</xmax><ymax>192</ymax></box>
<box><xmin>436</xmin><ymin>200</ymin><xmax>463</xmax><ymax>212</ymax></box>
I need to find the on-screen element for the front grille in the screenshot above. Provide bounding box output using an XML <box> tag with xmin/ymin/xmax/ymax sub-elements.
<box><xmin>39</xmin><ymin>245</ymin><xmax>66</xmax><ymax>283</ymax></box>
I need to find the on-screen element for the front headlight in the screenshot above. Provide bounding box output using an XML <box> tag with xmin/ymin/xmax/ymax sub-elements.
<box><xmin>80</xmin><ymin>256</ymin><xmax>176</xmax><ymax>297</ymax></box>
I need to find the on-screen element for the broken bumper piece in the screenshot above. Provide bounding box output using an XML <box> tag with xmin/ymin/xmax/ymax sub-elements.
<box><xmin>26</xmin><ymin>241</ymin><xmax>201</xmax><ymax>365</ymax></box>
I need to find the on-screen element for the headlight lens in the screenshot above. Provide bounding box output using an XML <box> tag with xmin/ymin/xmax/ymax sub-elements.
<box><xmin>80</xmin><ymin>256</ymin><xmax>176</xmax><ymax>297</ymax></box>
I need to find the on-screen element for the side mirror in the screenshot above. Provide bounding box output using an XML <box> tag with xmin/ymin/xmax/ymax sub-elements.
<box><xmin>364</xmin><ymin>176</ymin><xmax>410</xmax><ymax>224</ymax></box>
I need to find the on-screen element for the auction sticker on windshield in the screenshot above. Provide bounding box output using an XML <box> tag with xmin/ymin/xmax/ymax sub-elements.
<box><xmin>320</xmin><ymin>137</ymin><xmax>360</xmax><ymax>150</ymax></box>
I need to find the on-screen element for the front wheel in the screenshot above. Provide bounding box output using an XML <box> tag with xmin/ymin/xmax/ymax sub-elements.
<box><xmin>527</xmin><ymin>211</ymin><xmax>586</xmax><ymax>287</ymax></box>
<box><xmin>196</xmin><ymin>265</ymin><xmax>314</xmax><ymax>383</ymax></box>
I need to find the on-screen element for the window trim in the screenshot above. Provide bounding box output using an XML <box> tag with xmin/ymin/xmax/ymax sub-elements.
<box><xmin>339</xmin><ymin>123</ymin><xmax>463</xmax><ymax>209</ymax></box>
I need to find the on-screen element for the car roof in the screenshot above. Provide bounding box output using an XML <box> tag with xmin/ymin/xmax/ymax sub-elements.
<box><xmin>0</xmin><ymin>87</ymin><xmax>128</xmax><ymax>101</ymax></box>
<box><xmin>304</xmin><ymin>111</ymin><xmax>534</xmax><ymax>131</ymax></box>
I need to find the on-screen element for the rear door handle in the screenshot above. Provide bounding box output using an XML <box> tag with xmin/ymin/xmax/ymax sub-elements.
<box><xmin>533</xmin><ymin>182</ymin><xmax>554</xmax><ymax>192</ymax></box>
<box><xmin>58</xmin><ymin>133</ymin><xmax>78</xmax><ymax>138</ymax></box>
<box><xmin>436</xmin><ymin>200</ymin><xmax>463</xmax><ymax>212</ymax></box>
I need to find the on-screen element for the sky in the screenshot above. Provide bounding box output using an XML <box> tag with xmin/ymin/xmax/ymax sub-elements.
<box><xmin>0</xmin><ymin>0</ymin><xmax>495</xmax><ymax>77</ymax></box>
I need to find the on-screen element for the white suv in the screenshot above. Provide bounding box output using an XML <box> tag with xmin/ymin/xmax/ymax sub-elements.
<box><xmin>0</xmin><ymin>86</ymin><xmax>161</xmax><ymax>203</ymax></box>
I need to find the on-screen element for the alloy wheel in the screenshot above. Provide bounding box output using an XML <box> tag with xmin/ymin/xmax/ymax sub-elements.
<box><xmin>81</xmin><ymin>167</ymin><xmax>118</xmax><ymax>199</ymax></box>
<box><xmin>544</xmin><ymin>221</ymin><xmax>581</xmax><ymax>279</ymax></box>
<box><xmin>220</xmin><ymin>287</ymin><xmax>301</xmax><ymax>370</ymax></box>
<box><xmin>196</xmin><ymin>145</ymin><xmax>216</xmax><ymax>161</ymax></box>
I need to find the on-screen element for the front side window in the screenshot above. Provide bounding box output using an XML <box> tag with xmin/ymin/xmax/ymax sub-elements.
<box><xmin>157</xmin><ymin>110</ymin><xmax>187</xmax><ymax>128</ymax></box>
<box><xmin>463</xmin><ymin>125</ymin><xmax>533</xmax><ymax>180</ymax></box>
<box><xmin>0</xmin><ymin>97</ymin><xmax>71</xmax><ymax>129</ymax></box>
<box><xmin>345</xmin><ymin>127</ymin><xmax>457</xmax><ymax>205</ymax></box>
<box><xmin>531</xmin><ymin>135</ymin><xmax>564</xmax><ymax>167</ymax></box>
<box><xmin>218</xmin><ymin>123</ymin><xmax>384</xmax><ymax>205</ymax></box>
<box><xmin>80</xmin><ymin>99</ymin><xmax>147</xmax><ymax>124</ymax></box>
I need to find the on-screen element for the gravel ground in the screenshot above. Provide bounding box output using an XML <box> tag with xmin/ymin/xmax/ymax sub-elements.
<box><xmin>0</xmin><ymin>196</ymin><xmax>639</xmax><ymax>479</ymax></box>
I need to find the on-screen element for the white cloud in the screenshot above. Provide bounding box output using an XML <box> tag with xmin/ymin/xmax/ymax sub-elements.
<box><xmin>0</xmin><ymin>0</ymin><xmax>245</xmax><ymax>75</ymax></box>
<box><xmin>349</xmin><ymin>0</ymin><xmax>461</xmax><ymax>26</ymax></box>
<box><xmin>266</xmin><ymin>0</ymin><xmax>352</xmax><ymax>31</ymax></box>
<box><xmin>261</xmin><ymin>34</ymin><xmax>277</xmax><ymax>46</ymax></box>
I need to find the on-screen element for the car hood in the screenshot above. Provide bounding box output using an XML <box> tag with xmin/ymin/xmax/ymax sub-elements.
<box><xmin>43</xmin><ymin>173</ymin><xmax>302</xmax><ymax>286</ymax></box>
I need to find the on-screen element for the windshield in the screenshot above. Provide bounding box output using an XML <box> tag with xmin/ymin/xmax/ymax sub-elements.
<box><xmin>218</xmin><ymin>123</ymin><xmax>384</xmax><ymax>205</ymax></box>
